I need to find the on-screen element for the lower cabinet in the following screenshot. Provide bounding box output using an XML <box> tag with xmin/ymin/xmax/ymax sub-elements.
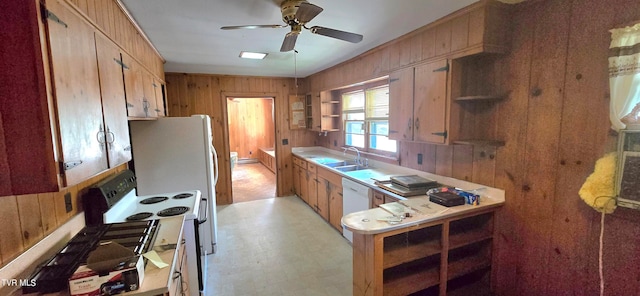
<box><xmin>317</xmin><ymin>166</ymin><xmax>343</xmax><ymax>233</ymax></box>
<box><xmin>293</xmin><ymin>157</ymin><xmax>345</xmax><ymax>233</ymax></box>
<box><xmin>170</xmin><ymin>239</ymin><xmax>190</xmax><ymax>296</ymax></box>
<box><xmin>293</xmin><ymin>156</ymin><xmax>308</xmax><ymax>204</ymax></box>
<box><xmin>316</xmin><ymin>176</ymin><xmax>330</xmax><ymax>221</ymax></box>
<box><xmin>257</xmin><ymin>149</ymin><xmax>276</xmax><ymax>173</ymax></box>
<box><xmin>328</xmin><ymin>183</ymin><xmax>343</xmax><ymax>233</ymax></box>
<box><xmin>307</xmin><ymin>163</ymin><xmax>318</xmax><ymax>211</ymax></box>
<box><xmin>353</xmin><ymin>210</ymin><xmax>496</xmax><ymax>296</ymax></box>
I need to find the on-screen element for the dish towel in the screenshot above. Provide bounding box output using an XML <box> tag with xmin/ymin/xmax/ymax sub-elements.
<box><xmin>578</xmin><ymin>152</ymin><xmax>617</xmax><ymax>213</ymax></box>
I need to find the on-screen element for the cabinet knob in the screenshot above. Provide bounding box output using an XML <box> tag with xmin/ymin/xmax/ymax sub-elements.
<box><xmin>414</xmin><ymin>118</ymin><xmax>420</xmax><ymax>129</ymax></box>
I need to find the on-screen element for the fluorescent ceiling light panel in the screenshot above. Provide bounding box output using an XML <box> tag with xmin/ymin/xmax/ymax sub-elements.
<box><xmin>239</xmin><ymin>51</ymin><xmax>267</xmax><ymax>59</ymax></box>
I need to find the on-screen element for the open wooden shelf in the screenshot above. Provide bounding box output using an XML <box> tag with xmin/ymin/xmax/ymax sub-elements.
<box><xmin>447</xmin><ymin>254</ymin><xmax>491</xmax><ymax>281</ymax></box>
<box><xmin>355</xmin><ymin>209</ymin><xmax>498</xmax><ymax>296</ymax></box>
<box><xmin>384</xmin><ymin>241</ymin><xmax>441</xmax><ymax>269</ymax></box>
<box><xmin>446</xmin><ymin>269</ymin><xmax>491</xmax><ymax>296</ymax></box>
<box><xmin>449</xmin><ymin>231</ymin><xmax>492</xmax><ymax>250</ymax></box>
<box><xmin>383</xmin><ymin>225</ymin><xmax>442</xmax><ymax>269</ymax></box>
<box><xmin>384</xmin><ymin>264</ymin><xmax>440</xmax><ymax>296</ymax></box>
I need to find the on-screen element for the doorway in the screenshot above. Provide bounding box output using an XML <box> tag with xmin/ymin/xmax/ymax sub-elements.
<box><xmin>226</xmin><ymin>97</ymin><xmax>277</xmax><ymax>203</ymax></box>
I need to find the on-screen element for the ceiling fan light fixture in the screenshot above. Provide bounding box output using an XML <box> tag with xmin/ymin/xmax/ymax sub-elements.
<box><xmin>239</xmin><ymin>51</ymin><xmax>268</xmax><ymax>59</ymax></box>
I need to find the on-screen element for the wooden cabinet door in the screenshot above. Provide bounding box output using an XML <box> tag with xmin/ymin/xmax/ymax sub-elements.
<box><xmin>329</xmin><ymin>184</ymin><xmax>343</xmax><ymax>233</ymax></box>
<box><xmin>141</xmin><ymin>70</ymin><xmax>158</xmax><ymax>118</ymax></box>
<box><xmin>307</xmin><ymin>170</ymin><xmax>318</xmax><ymax>210</ymax></box>
<box><xmin>121</xmin><ymin>53</ymin><xmax>145</xmax><ymax>117</ymax></box>
<box><xmin>299</xmin><ymin>167</ymin><xmax>308</xmax><ymax>204</ymax></box>
<box><xmin>46</xmin><ymin>0</ymin><xmax>108</xmax><ymax>185</ymax></box>
<box><xmin>94</xmin><ymin>33</ymin><xmax>131</xmax><ymax>167</ymax></box>
<box><xmin>154</xmin><ymin>79</ymin><xmax>166</xmax><ymax>117</ymax></box>
<box><xmin>316</xmin><ymin>177</ymin><xmax>329</xmax><ymax>221</ymax></box>
<box><xmin>293</xmin><ymin>164</ymin><xmax>300</xmax><ymax>196</ymax></box>
<box><xmin>413</xmin><ymin>59</ymin><xmax>448</xmax><ymax>143</ymax></box>
<box><xmin>388</xmin><ymin>67</ymin><xmax>415</xmax><ymax>141</ymax></box>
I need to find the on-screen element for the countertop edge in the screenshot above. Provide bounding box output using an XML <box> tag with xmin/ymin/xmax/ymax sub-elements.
<box><xmin>293</xmin><ymin>147</ymin><xmax>506</xmax><ymax>235</ymax></box>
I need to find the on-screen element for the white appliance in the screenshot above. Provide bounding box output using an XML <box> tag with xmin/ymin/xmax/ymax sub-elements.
<box><xmin>129</xmin><ymin>115</ymin><xmax>219</xmax><ymax>255</ymax></box>
<box><xmin>342</xmin><ymin>177</ymin><xmax>371</xmax><ymax>243</ymax></box>
<box><xmin>84</xmin><ymin>170</ymin><xmax>206</xmax><ymax>296</ymax></box>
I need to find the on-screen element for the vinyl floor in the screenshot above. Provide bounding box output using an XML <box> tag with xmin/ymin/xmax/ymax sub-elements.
<box><xmin>206</xmin><ymin>196</ymin><xmax>353</xmax><ymax>295</ymax></box>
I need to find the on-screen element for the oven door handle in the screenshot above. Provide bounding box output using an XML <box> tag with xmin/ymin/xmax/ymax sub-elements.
<box><xmin>198</xmin><ymin>197</ymin><xmax>208</xmax><ymax>225</ymax></box>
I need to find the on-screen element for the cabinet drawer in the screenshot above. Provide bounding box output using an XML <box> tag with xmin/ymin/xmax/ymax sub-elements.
<box><xmin>293</xmin><ymin>156</ymin><xmax>307</xmax><ymax>169</ymax></box>
<box><xmin>307</xmin><ymin>162</ymin><xmax>317</xmax><ymax>172</ymax></box>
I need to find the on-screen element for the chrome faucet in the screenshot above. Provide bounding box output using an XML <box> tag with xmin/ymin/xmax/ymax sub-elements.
<box><xmin>343</xmin><ymin>147</ymin><xmax>367</xmax><ymax>167</ymax></box>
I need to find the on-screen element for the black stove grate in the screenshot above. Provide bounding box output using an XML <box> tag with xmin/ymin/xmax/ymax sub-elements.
<box><xmin>23</xmin><ymin>220</ymin><xmax>158</xmax><ymax>294</ymax></box>
<box><xmin>140</xmin><ymin>196</ymin><xmax>169</xmax><ymax>204</ymax></box>
<box><xmin>125</xmin><ymin>212</ymin><xmax>154</xmax><ymax>221</ymax></box>
<box><xmin>172</xmin><ymin>193</ymin><xmax>194</xmax><ymax>199</ymax></box>
<box><xmin>157</xmin><ymin>206</ymin><xmax>190</xmax><ymax>217</ymax></box>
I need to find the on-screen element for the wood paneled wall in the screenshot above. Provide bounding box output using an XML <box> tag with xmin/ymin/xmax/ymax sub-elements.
<box><xmin>307</xmin><ymin>0</ymin><xmax>640</xmax><ymax>294</ymax></box>
<box><xmin>0</xmin><ymin>165</ymin><xmax>127</xmax><ymax>266</ymax></box>
<box><xmin>164</xmin><ymin>74</ymin><xmax>317</xmax><ymax>205</ymax></box>
<box><xmin>227</xmin><ymin>98</ymin><xmax>275</xmax><ymax>159</ymax></box>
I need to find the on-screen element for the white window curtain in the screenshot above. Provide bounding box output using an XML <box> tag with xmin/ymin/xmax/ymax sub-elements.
<box><xmin>609</xmin><ymin>23</ymin><xmax>640</xmax><ymax>131</ymax></box>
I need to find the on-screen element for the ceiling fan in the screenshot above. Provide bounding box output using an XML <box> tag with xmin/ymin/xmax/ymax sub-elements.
<box><xmin>220</xmin><ymin>0</ymin><xmax>363</xmax><ymax>52</ymax></box>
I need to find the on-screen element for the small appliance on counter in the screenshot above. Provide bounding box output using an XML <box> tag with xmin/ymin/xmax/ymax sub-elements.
<box><xmin>374</xmin><ymin>175</ymin><xmax>440</xmax><ymax>197</ymax></box>
<box><xmin>23</xmin><ymin>220</ymin><xmax>159</xmax><ymax>295</ymax></box>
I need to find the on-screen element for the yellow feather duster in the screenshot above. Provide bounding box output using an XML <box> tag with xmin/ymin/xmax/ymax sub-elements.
<box><xmin>579</xmin><ymin>152</ymin><xmax>617</xmax><ymax>214</ymax></box>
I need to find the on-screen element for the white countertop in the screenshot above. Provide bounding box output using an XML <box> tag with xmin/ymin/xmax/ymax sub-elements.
<box><xmin>292</xmin><ymin>146</ymin><xmax>505</xmax><ymax>235</ymax></box>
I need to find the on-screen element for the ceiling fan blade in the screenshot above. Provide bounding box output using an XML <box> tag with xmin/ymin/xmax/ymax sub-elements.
<box><xmin>280</xmin><ymin>32</ymin><xmax>299</xmax><ymax>52</ymax></box>
<box><xmin>309</xmin><ymin>26</ymin><xmax>363</xmax><ymax>43</ymax></box>
<box><xmin>295</xmin><ymin>2</ymin><xmax>323</xmax><ymax>23</ymax></box>
<box><xmin>220</xmin><ymin>24</ymin><xmax>286</xmax><ymax>30</ymax></box>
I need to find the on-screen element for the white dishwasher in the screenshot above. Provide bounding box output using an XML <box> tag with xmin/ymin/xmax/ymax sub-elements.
<box><xmin>342</xmin><ymin>177</ymin><xmax>371</xmax><ymax>243</ymax></box>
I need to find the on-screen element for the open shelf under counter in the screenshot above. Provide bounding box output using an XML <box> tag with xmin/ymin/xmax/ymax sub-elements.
<box><xmin>447</xmin><ymin>254</ymin><xmax>491</xmax><ymax>281</ymax></box>
<box><xmin>383</xmin><ymin>225</ymin><xmax>442</xmax><ymax>269</ymax></box>
<box><xmin>383</xmin><ymin>257</ymin><xmax>441</xmax><ymax>296</ymax></box>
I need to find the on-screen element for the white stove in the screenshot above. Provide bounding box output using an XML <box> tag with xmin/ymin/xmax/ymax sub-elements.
<box><xmin>84</xmin><ymin>170</ymin><xmax>206</xmax><ymax>296</ymax></box>
<box><xmin>103</xmin><ymin>190</ymin><xmax>202</xmax><ymax>223</ymax></box>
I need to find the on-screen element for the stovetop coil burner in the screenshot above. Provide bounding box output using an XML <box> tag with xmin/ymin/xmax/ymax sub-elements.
<box><xmin>140</xmin><ymin>196</ymin><xmax>169</xmax><ymax>204</ymax></box>
<box><xmin>126</xmin><ymin>212</ymin><xmax>154</xmax><ymax>221</ymax></box>
<box><xmin>173</xmin><ymin>193</ymin><xmax>194</xmax><ymax>199</ymax></box>
<box><xmin>157</xmin><ymin>206</ymin><xmax>190</xmax><ymax>217</ymax></box>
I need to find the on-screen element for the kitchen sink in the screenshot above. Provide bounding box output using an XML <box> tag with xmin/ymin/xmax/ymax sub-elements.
<box><xmin>310</xmin><ymin>157</ymin><xmax>341</xmax><ymax>164</ymax></box>
<box><xmin>334</xmin><ymin>164</ymin><xmax>370</xmax><ymax>172</ymax></box>
<box><xmin>324</xmin><ymin>160</ymin><xmax>357</xmax><ymax>167</ymax></box>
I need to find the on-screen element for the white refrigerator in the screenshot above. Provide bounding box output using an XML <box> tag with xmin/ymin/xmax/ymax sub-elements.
<box><xmin>129</xmin><ymin>115</ymin><xmax>219</xmax><ymax>254</ymax></box>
